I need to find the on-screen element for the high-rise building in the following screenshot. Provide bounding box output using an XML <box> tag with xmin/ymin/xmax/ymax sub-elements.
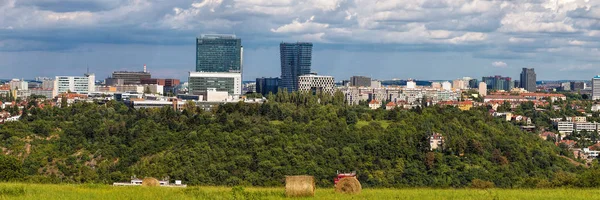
<box><xmin>479</xmin><ymin>82</ymin><xmax>487</xmax><ymax>96</ymax></box>
<box><xmin>593</xmin><ymin>75</ymin><xmax>600</xmax><ymax>100</ymax></box>
<box><xmin>350</xmin><ymin>76</ymin><xmax>371</xmax><ymax>87</ymax></box>
<box><xmin>196</xmin><ymin>34</ymin><xmax>242</xmax><ymax>72</ymax></box>
<box><xmin>468</xmin><ymin>79</ymin><xmax>479</xmax><ymax>89</ymax></box>
<box><xmin>482</xmin><ymin>76</ymin><xmax>512</xmax><ymax>91</ymax></box>
<box><xmin>9</xmin><ymin>79</ymin><xmax>28</xmax><ymax>90</ymax></box>
<box><xmin>520</xmin><ymin>68</ymin><xmax>536</xmax><ymax>92</ymax></box>
<box><xmin>191</xmin><ymin>34</ymin><xmax>243</xmax><ymax>96</ymax></box>
<box><xmin>256</xmin><ymin>77</ymin><xmax>280</xmax><ymax>96</ymax></box>
<box><xmin>452</xmin><ymin>79</ymin><xmax>467</xmax><ymax>90</ymax></box>
<box><xmin>280</xmin><ymin>42</ymin><xmax>313</xmax><ymax>92</ymax></box>
<box><xmin>53</xmin><ymin>73</ymin><xmax>95</xmax><ymax>95</ymax></box>
<box><xmin>297</xmin><ymin>74</ymin><xmax>335</xmax><ymax>94</ymax></box>
<box><xmin>188</xmin><ymin>72</ymin><xmax>241</xmax><ymax>96</ymax></box>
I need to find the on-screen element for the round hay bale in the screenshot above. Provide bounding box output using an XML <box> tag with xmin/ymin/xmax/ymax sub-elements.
<box><xmin>142</xmin><ymin>177</ymin><xmax>160</xmax><ymax>187</ymax></box>
<box><xmin>335</xmin><ymin>177</ymin><xmax>361</xmax><ymax>194</ymax></box>
<box><xmin>285</xmin><ymin>176</ymin><xmax>315</xmax><ymax>197</ymax></box>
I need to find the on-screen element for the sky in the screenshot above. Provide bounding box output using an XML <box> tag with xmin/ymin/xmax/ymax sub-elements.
<box><xmin>0</xmin><ymin>0</ymin><xmax>599</xmax><ymax>81</ymax></box>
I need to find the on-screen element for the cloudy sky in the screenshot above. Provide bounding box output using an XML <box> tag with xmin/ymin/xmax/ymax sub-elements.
<box><xmin>1</xmin><ymin>0</ymin><xmax>599</xmax><ymax>81</ymax></box>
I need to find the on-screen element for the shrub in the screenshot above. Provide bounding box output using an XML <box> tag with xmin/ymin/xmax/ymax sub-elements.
<box><xmin>471</xmin><ymin>179</ymin><xmax>495</xmax><ymax>189</ymax></box>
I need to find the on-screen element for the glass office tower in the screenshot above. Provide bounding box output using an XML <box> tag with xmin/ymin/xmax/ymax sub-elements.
<box><xmin>196</xmin><ymin>35</ymin><xmax>242</xmax><ymax>73</ymax></box>
<box><xmin>280</xmin><ymin>42</ymin><xmax>312</xmax><ymax>92</ymax></box>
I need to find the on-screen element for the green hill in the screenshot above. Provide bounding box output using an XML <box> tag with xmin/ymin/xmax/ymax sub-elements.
<box><xmin>0</xmin><ymin>93</ymin><xmax>597</xmax><ymax>188</ymax></box>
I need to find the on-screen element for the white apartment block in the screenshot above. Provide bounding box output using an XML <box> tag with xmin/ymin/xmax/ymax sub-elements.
<box><xmin>298</xmin><ymin>74</ymin><xmax>335</xmax><ymax>94</ymax></box>
<box><xmin>574</xmin><ymin>122</ymin><xmax>598</xmax><ymax>132</ymax></box>
<box><xmin>556</xmin><ymin>121</ymin><xmax>574</xmax><ymax>134</ymax></box>
<box><xmin>9</xmin><ymin>79</ymin><xmax>28</xmax><ymax>90</ymax></box>
<box><xmin>53</xmin><ymin>74</ymin><xmax>95</xmax><ymax>96</ymax></box>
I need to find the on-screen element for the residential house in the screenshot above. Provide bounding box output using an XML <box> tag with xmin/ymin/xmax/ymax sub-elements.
<box><xmin>430</xmin><ymin>133</ymin><xmax>444</xmax><ymax>151</ymax></box>
<box><xmin>368</xmin><ymin>99</ymin><xmax>381</xmax><ymax>110</ymax></box>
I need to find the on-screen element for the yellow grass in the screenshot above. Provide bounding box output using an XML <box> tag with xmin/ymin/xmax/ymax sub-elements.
<box><xmin>0</xmin><ymin>183</ymin><xmax>599</xmax><ymax>200</ymax></box>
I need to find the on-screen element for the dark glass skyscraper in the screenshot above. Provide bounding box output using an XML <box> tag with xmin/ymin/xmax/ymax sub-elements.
<box><xmin>520</xmin><ymin>68</ymin><xmax>536</xmax><ymax>92</ymax></box>
<box><xmin>196</xmin><ymin>35</ymin><xmax>242</xmax><ymax>72</ymax></box>
<box><xmin>256</xmin><ymin>77</ymin><xmax>280</xmax><ymax>96</ymax></box>
<box><xmin>280</xmin><ymin>42</ymin><xmax>312</xmax><ymax>92</ymax></box>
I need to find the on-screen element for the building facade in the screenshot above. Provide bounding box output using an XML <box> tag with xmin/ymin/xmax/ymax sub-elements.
<box><xmin>111</xmin><ymin>71</ymin><xmax>151</xmax><ymax>85</ymax></box>
<box><xmin>571</xmin><ymin>82</ymin><xmax>585</xmax><ymax>91</ymax></box>
<box><xmin>479</xmin><ymin>82</ymin><xmax>487</xmax><ymax>96</ymax></box>
<box><xmin>297</xmin><ymin>74</ymin><xmax>335</xmax><ymax>94</ymax></box>
<box><xmin>53</xmin><ymin>73</ymin><xmax>95</xmax><ymax>95</ymax></box>
<box><xmin>256</xmin><ymin>77</ymin><xmax>280</xmax><ymax>96</ymax></box>
<box><xmin>593</xmin><ymin>75</ymin><xmax>600</xmax><ymax>100</ymax></box>
<box><xmin>280</xmin><ymin>42</ymin><xmax>312</xmax><ymax>92</ymax></box>
<box><xmin>196</xmin><ymin>34</ymin><xmax>242</xmax><ymax>73</ymax></box>
<box><xmin>188</xmin><ymin>72</ymin><xmax>241</xmax><ymax>96</ymax></box>
<box><xmin>193</xmin><ymin>35</ymin><xmax>243</xmax><ymax>96</ymax></box>
<box><xmin>350</xmin><ymin>76</ymin><xmax>371</xmax><ymax>87</ymax></box>
<box><xmin>520</xmin><ymin>68</ymin><xmax>536</xmax><ymax>92</ymax></box>
<box><xmin>482</xmin><ymin>76</ymin><xmax>513</xmax><ymax>91</ymax></box>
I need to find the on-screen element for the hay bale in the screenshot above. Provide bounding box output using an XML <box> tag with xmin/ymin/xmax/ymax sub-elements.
<box><xmin>142</xmin><ymin>177</ymin><xmax>160</xmax><ymax>187</ymax></box>
<box><xmin>285</xmin><ymin>176</ymin><xmax>315</xmax><ymax>197</ymax></box>
<box><xmin>335</xmin><ymin>177</ymin><xmax>361</xmax><ymax>194</ymax></box>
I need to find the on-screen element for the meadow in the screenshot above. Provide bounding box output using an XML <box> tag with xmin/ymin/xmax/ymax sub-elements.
<box><xmin>0</xmin><ymin>183</ymin><xmax>599</xmax><ymax>200</ymax></box>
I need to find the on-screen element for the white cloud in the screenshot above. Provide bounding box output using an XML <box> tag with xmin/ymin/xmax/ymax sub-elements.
<box><xmin>270</xmin><ymin>16</ymin><xmax>329</xmax><ymax>33</ymax></box>
<box><xmin>560</xmin><ymin>64</ymin><xmax>594</xmax><ymax>71</ymax></box>
<box><xmin>509</xmin><ymin>37</ymin><xmax>535</xmax><ymax>43</ymax></box>
<box><xmin>492</xmin><ymin>61</ymin><xmax>508</xmax><ymax>68</ymax></box>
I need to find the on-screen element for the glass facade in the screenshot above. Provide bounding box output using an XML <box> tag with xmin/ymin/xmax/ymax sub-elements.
<box><xmin>189</xmin><ymin>77</ymin><xmax>235</xmax><ymax>94</ymax></box>
<box><xmin>280</xmin><ymin>42</ymin><xmax>312</xmax><ymax>92</ymax></box>
<box><xmin>196</xmin><ymin>35</ymin><xmax>242</xmax><ymax>72</ymax></box>
<box><xmin>256</xmin><ymin>77</ymin><xmax>280</xmax><ymax>96</ymax></box>
<box><xmin>482</xmin><ymin>76</ymin><xmax>512</xmax><ymax>91</ymax></box>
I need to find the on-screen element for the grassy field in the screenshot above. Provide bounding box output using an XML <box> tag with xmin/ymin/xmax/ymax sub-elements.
<box><xmin>0</xmin><ymin>183</ymin><xmax>599</xmax><ymax>200</ymax></box>
<box><xmin>356</xmin><ymin>120</ymin><xmax>391</xmax><ymax>129</ymax></box>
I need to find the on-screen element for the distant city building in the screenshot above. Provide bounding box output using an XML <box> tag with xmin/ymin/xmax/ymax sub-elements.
<box><xmin>53</xmin><ymin>73</ymin><xmax>95</xmax><ymax>95</ymax></box>
<box><xmin>42</xmin><ymin>80</ymin><xmax>55</xmax><ymax>89</ymax></box>
<box><xmin>112</xmin><ymin>71</ymin><xmax>151</xmax><ymax>85</ymax></box>
<box><xmin>350</xmin><ymin>76</ymin><xmax>371</xmax><ymax>87</ymax></box>
<box><xmin>593</xmin><ymin>75</ymin><xmax>600</xmax><ymax>100</ymax></box>
<box><xmin>193</xmin><ymin>34</ymin><xmax>243</xmax><ymax>96</ymax></box>
<box><xmin>371</xmin><ymin>80</ymin><xmax>382</xmax><ymax>88</ymax></box>
<box><xmin>452</xmin><ymin>79</ymin><xmax>467</xmax><ymax>90</ymax></box>
<box><xmin>297</xmin><ymin>74</ymin><xmax>335</xmax><ymax>94</ymax></box>
<box><xmin>9</xmin><ymin>79</ymin><xmax>28</xmax><ymax>90</ymax></box>
<box><xmin>514</xmin><ymin>80</ymin><xmax>520</xmax><ymax>89</ymax></box>
<box><xmin>406</xmin><ymin>81</ymin><xmax>416</xmax><ymax>89</ymax></box>
<box><xmin>256</xmin><ymin>77</ymin><xmax>280</xmax><ymax>96</ymax></box>
<box><xmin>561</xmin><ymin>82</ymin><xmax>571</xmax><ymax>91</ymax></box>
<box><xmin>280</xmin><ymin>42</ymin><xmax>312</xmax><ymax>92</ymax></box>
<box><xmin>442</xmin><ymin>81</ymin><xmax>452</xmax><ymax>91</ymax></box>
<box><xmin>196</xmin><ymin>34</ymin><xmax>242</xmax><ymax>73</ymax></box>
<box><xmin>468</xmin><ymin>79</ymin><xmax>479</xmax><ymax>89</ymax></box>
<box><xmin>105</xmin><ymin>78</ymin><xmax>125</xmax><ymax>86</ymax></box>
<box><xmin>571</xmin><ymin>82</ymin><xmax>586</xmax><ymax>92</ymax></box>
<box><xmin>479</xmin><ymin>82</ymin><xmax>487</xmax><ymax>96</ymax></box>
<box><xmin>188</xmin><ymin>72</ymin><xmax>241</xmax><ymax>96</ymax></box>
<box><xmin>431</xmin><ymin>82</ymin><xmax>441</xmax><ymax>89</ymax></box>
<box><xmin>520</xmin><ymin>68</ymin><xmax>536</xmax><ymax>92</ymax></box>
<box><xmin>482</xmin><ymin>76</ymin><xmax>512</xmax><ymax>91</ymax></box>
<box><xmin>141</xmin><ymin>78</ymin><xmax>166</xmax><ymax>86</ymax></box>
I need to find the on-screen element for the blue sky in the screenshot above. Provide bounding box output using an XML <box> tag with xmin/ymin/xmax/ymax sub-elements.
<box><xmin>0</xmin><ymin>0</ymin><xmax>599</xmax><ymax>81</ymax></box>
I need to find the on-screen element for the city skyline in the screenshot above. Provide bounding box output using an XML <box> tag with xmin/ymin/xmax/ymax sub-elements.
<box><xmin>1</xmin><ymin>1</ymin><xmax>600</xmax><ymax>80</ymax></box>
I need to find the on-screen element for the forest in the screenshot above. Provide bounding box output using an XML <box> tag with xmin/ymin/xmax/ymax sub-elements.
<box><xmin>0</xmin><ymin>91</ymin><xmax>599</xmax><ymax>188</ymax></box>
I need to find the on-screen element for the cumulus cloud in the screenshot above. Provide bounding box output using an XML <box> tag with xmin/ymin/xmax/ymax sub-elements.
<box><xmin>0</xmin><ymin>0</ymin><xmax>599</xmax><ymax>66</ymax></box>
<box><xmin>492</xmin><ymin>61</ymin><xmax>508</xmax><ymax>68</ymax></box>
